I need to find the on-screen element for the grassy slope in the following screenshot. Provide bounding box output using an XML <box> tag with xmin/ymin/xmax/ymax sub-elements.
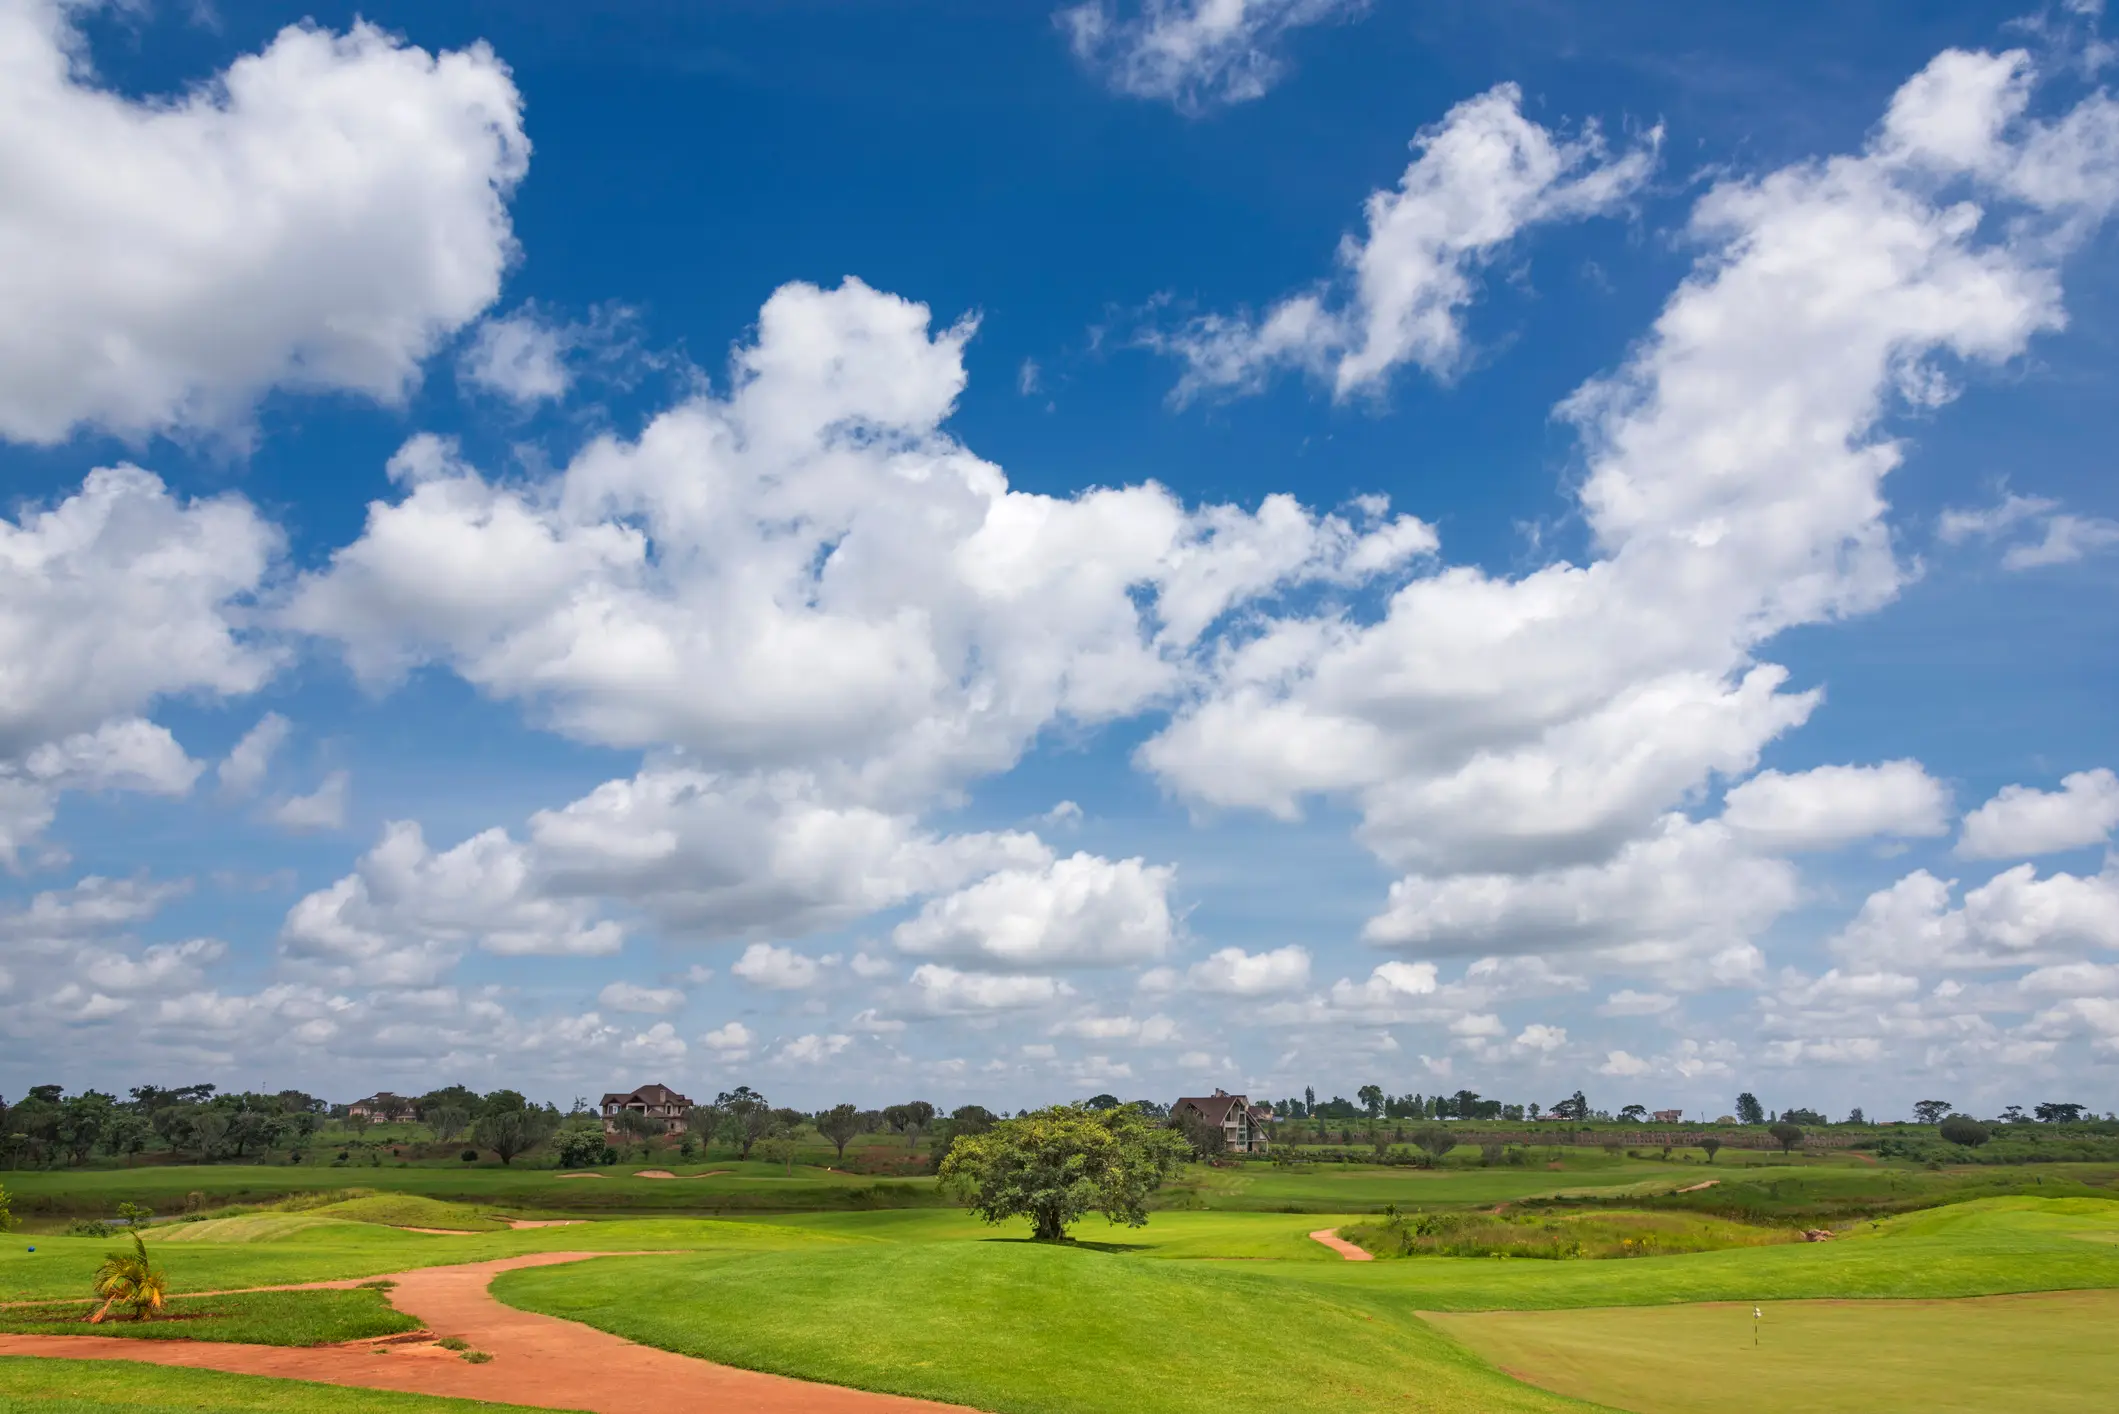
<box><xmin>493</xmin><ymin>1243</ymin><xmax>1591</xmax><ymax>1414</ymax></box>
<box><xmin>1427</xmin><ymin>1289</ymin><xmax>2119</xmax><ymax>1414</ymax></box>
<box><xmin>0</xmin><ymin>1289</ymin><xmax>417</xmax><ymax>1345</ymax></box>
<box><xmin>0</xmin><ymin>1357</ymin><xmax>564</xmax><ymax>1414</ymax></box>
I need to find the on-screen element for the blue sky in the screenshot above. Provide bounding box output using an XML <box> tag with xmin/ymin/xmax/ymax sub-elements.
<box><xmin>4</xmin><ymin>0</ymin><xmax>2119</xmax><ymax>1120</ymax></box>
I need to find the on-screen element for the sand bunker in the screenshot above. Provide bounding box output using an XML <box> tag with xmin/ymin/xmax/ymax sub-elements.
<box><xmin>1674</xmin><ymin>1179</ymin><xmax>1722</xmax><ymax>1193</ymax></box>
<box><xmin>508</xmin><ymin>1220</ymin><xmax>586</xmax><ymax>1229</ymax></box>
<box><xmin>555</xmin><ymin>1172</ymin><xmax>605</xmax><ymax>1179</ymax></box>
<box><xmin>632</xmin><ymin>1170</ymin><xmax>676</xmax><ymax>1179</ymax></box>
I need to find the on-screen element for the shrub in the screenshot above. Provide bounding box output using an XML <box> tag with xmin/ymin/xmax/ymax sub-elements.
<box><xmin>461</xmin><ymin>1149</ymin><xmax>479</xmax><ymax>1163</ymax></box>
<box><xmin>1939</xmin><ymin>1115</ymin><xmax>1990</xmax><ymax>1148</ymax></box>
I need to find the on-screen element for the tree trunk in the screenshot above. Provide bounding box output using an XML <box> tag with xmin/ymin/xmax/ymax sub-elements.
<box><xmin>1033</xmin><ymin>1208</ymin><xmax>1066</xmax><ymax>1242</ymax></box>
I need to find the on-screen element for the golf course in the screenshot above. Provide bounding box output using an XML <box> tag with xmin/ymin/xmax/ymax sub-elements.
<box><xmin>5</xmin><ymin>1146</ymin><xmax>2116</xmax><ymax>1413</ymax></box>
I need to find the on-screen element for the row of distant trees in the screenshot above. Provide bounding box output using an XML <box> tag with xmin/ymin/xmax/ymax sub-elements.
<box><xmin>10</xmin><ymin>1079</ymin><xmax>2107</xmax><ymax>1171</ymax></box>
<box><xmin>1265</xmin><ymin>1085</ymin><xmax>2104</xmax><ymax>1128</ymax></box>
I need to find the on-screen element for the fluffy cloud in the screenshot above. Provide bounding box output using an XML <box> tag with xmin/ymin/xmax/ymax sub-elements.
<box><xmin>270</xmin><ymin>772</ymin><xmax>350</xmax><ymax>833</ymax></box>
<box><xmin>1957</xmin><ymin>769</ymin><xmax>2119</xmax><ymax>859</ymax></box>
<box><xmin>1939</xmin><ymin>490</ymin><xmax>2119</xmax><ymax>569</ymax></box>
<box><xmin>598</xmin><ymin>981</ymin><xmax>685</xmax><ymax>1014</ymax></box>
<box><xmin>1831</xmin><ymin>863</ymin><xmax>2119</xmax><ymax>970</ymax></box>
<box><xmin>280</xmin><ymin>820</ymin><xmax>621</xmax><ymax>986</ymax></box>
<box><xmin>218</xmin><ymin>715</ymin><xmax>290</xmax><ymax>799</ymax></box>
<box><xmin>1057</xmin><ymin>0</ymin><xmax>1367</xmax><ymax>112</ymax></box>
<box><xmin>0</xmin><ymin>468</ymin><xmax>278</xmax><ymax>862</ymax></box>
<box><xmin>1364</xmin><ymin>817</ymin><xmax>1795</xmax><ymax>985</ymax></box>
<box><xmin>289</xmin><ymin>282</ymin><xmax>1433</xmax><ymax>805</ymax></box>
<box><xmin>701</xmin><ymin>1020</ymin><xmax>753</xmax><ymax>1059</ymax></box>
<box><xmin>895</xmin><ymin>853</ymin><xmax>1176</xmax><ymax>970</ymax></box>
<box><xmin>1161</xmin><ymin>944</ymin><xmax>1311</xmax><ymax>995</ymax></box>
<box><xmin>1</xmin><ymin>469</ymin><xmax>278</xmax><ymax>757</ymax></box>
<box><xmin>1142</xmin><ymin>43</ymin><xmax>2119</xmax><ymax>968</ymax></box>
<box><xmin>0</xmin><ymin>2</ymin><xmax>527</xmax><ymax>443</ymax></box>
<box><xmin>1721</xmin><ymin>761</ymin><xmax>1951</xmax><ymax>851</ymax></box>
<box><xmin>731</xmin><ymin>943</ymin><xmax>827</xmax><ymax>991</ymax></box>
<box><xmin>458</xmin><ymin>309</ymin><xmax>572</xmax><ymax>404</ymax></box>
<box><xmin>904</xmin><ymin>964</ymin><xmax>1074</xmax><ymax>1014</ymax></box>
<box><xmin>1160</xmin><ymin>82</ymin><xmax>1657</xmax><ymax>401</ymax></box>
<box><xmin>780</xmin><ymin>1032</ymin><xmax>853</xmax><ymax>1064</ymax></box>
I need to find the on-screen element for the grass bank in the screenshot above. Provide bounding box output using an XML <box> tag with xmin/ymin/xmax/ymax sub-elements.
<box><xmin>0</xmin><ymin>1357</ymin><xmax>559</xmax><ymax>1413</ymax></box>
<box><xmin>0</xmin><ymin>1289</ymin><xmax>416</xmax><ymax>1345</ymax></box>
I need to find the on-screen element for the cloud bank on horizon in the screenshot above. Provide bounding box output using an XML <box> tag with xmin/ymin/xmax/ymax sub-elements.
<box><xmin>1</xmin><ymin>0</ymin><xmax>2117</xmax><ymax>1115</ymax></box>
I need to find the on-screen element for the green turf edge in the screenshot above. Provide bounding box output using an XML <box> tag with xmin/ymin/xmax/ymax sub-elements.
<box><xmin>0</xmin><ymin>1289</ymin><xmax>417</xmax><ymax>1346</ymax></box>
<box><xmin>0</xmin><ymin>1356</ymin><xmax>571</xmax><ymax>1414</ymax></box>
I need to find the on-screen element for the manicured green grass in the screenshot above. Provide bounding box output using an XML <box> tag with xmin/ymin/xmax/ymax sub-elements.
<box><xmin>494</xmin><ymin>1242</ymin><xmax>1590</xmax><ymax>1414</ymax></box>
<box><xmin>0</xmin><ymin>1217</ymin><xmax>845</xmax><ymax>1302</ymax></box>
<box><xmin>494</xmin><ymin>1195</ymin><xmax>2119</xmax><ymax>1414</ymax></box>
<box><xmin>1426</xmin><ymin>1288</ymin><xmax>2119</xmax><ymax>1414</ymax></box>
<box><xmin>0</xmin><ymin>1357</ymin><xmax>564</xmax><ymax>1413</ymax></box>
<box><xmin>0</xmin><ymin>1289</ymin><xmax>417</xmax><ymax>1345</ymax></box>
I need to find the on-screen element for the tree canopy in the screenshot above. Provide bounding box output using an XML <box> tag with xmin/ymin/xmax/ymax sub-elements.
<box><xmin>938</xmin><ymin>1103</ymin><xmax>1190</xmax><ymax>1241</ymax></box>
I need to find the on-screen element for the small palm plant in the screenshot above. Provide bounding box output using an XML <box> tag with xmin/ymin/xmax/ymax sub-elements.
<box><xmin>90</xmin><ymin>1232</ymin><xmax>168</xmax><ymax>1323</ymax></box>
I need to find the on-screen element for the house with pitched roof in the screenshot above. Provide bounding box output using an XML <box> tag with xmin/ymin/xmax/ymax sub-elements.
<box><xmin>600</xmin><ymin>1083</ymin><xmax>694</xmax><ymax>1137</ymax></box>
<box><xmin>1171</xmin><ymin>1089</ymin><xmax>1271</xmax><ymax>1154</ymax></box>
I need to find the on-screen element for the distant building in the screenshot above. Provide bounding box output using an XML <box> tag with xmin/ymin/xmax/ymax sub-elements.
<box><xmin>1171</xmin><ymin>1089</ymin><xmax>1271</xmax><ymax>1154</ymax></box>
<box><xmin>347</xmin><ymin>1092</ymin><xmax>416</xmax><ymax>1124</ymax></box>
<box><xmin>600</xmin><ymin>1083</ymin><xmax>694</xmax><ymax>1137</ymax></box>
<box><xmin>1651</xmin><ymin>1109</ymin><xmax>1683</xmax><ymax>1124</ymax></box>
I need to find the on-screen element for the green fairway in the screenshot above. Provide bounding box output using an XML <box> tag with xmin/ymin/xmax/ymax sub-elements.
<box><xmin>0</xmin><ymin>1289</ymin><xmax>417</xmax><ymax>1345</ymax></box>
<box><xmin>493</xmin><ymin>1241</ymin><xmax>1589</xmax><ymax>1414</ymax></box>
<box><xmin>1426</xmin><ymin>1288</ymin><xmax>2119</xmax><ymax>1414</ymax></box>
<box><xmin>494</xmin><ymin>1196</ymin><xmax>2119</xmax><ymax>1413</ymax></box>
<box><xmin>0</xmin><ymin>1357</ymin><xmax>565</xmax><ymax>1413</ymax></box>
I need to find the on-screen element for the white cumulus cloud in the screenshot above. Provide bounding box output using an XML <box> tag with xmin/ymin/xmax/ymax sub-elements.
<box><xmin>0</xmin><ymin>1</ymin><xmax>528</xmax><ymax>444</ymax></box>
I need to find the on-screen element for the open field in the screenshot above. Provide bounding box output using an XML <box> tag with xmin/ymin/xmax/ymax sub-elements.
<box><xmin>1427</xmin><ymin>1289</ymin><xmax>2119</xmax><ymax>1414</ymax></box>
<box><xmin>1</xmin><ymin>1156</ymin><xmax>2114</xmax><ymax>1412</ymax></box>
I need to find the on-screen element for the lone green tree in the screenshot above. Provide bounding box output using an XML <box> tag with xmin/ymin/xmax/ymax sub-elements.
<box><xmin>1939</xmin><ymin>1115</ymin><xmax>1990</xmax><ymax>1148</ymax></box>
<box><xmin>814</xmin><ymin>1103</ymin><xmax>863</xmax><ymax>1160</ymax></box>
<box><xmin>1768</xmin><ymin>1121</ymin><xmax>1803</xmax><ymax>1154</ymax></box>
<box><xmin>1411</xmin><ymin>1125</ymin><xmax>1457</xmax><ymax>1164</ymax></box>
<box><xmin>472</xmin><ymin>1099</ymin><xmax>555</xmax><ymax>1166</ymax></box>
<box><xmin>939</xmin><ymin>1104</ymin><xmax>1190</xmax><ymax>1242</ymax></box>
<box><xmin>1700</xmin><ymin>1136</ymin><xmax>1722</xmax><ymax>1164</ymax></box>
<box><xmin>1735</xmin><ymin>1093</ymin><xmax>1766</xmax><ymax>1126</ymax></box>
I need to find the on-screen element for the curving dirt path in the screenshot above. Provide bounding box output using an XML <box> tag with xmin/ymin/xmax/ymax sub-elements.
<box><xmin>0</xmin><ymin>1253</ymin><xmax>967</xmax><ymax>1413</ymax></box>
<box><xmin>1308</xmin><ymin>1227</ymin><xmax>1373</xmax><ymax>1261</ymax></box>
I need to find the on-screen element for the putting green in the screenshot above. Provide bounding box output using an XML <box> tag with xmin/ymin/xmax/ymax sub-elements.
<box><xmin>1426</xmin><ymin>1288</ymin><xmax>2119</xmax><ymax>1414</ymax></box>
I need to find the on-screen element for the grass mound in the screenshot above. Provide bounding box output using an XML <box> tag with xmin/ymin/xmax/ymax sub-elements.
<box><xmin>494</xmin><ymin>1242</ymin><xmax>1582</xmax><ymax>1414</ymax></box>
<box><xmin>1340</xmin><ymin>1207</ymin><xmax>1796</xmax><ymax>1260</ymax></box>
<box><xmin>299</xmin><ymin>1192</ymin><xmax>512</xmax><ymax>1232</ymax></box>
<box><xmin>0</xmin><ymin>1288</ymin><xmax>418</xmax><ymax>1345</ymax></box>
